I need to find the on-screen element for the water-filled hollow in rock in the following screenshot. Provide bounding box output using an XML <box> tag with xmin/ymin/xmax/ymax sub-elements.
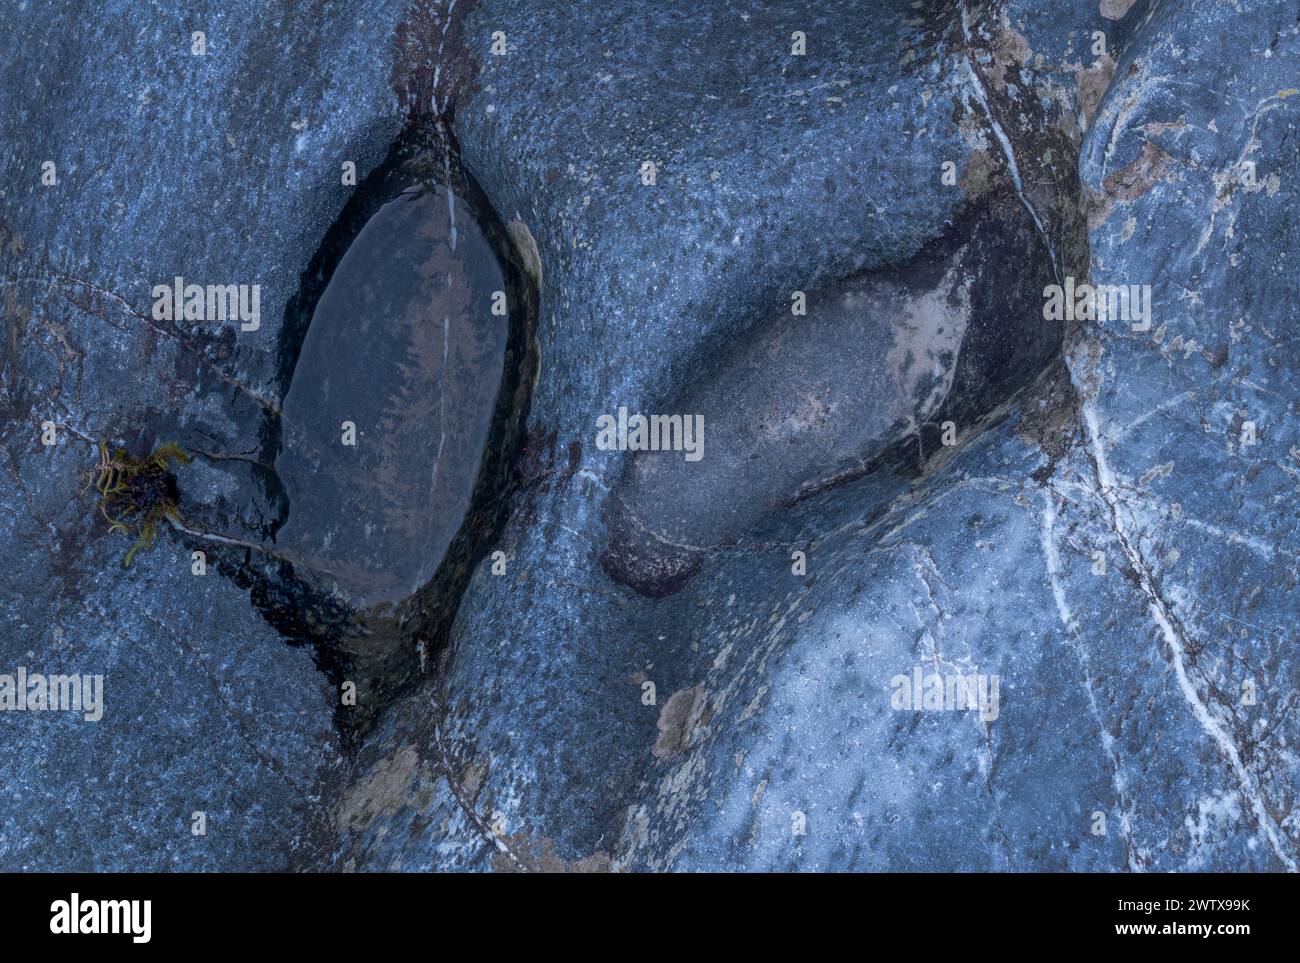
<box><xmin>276</xmin><ymin>183</ymin><xmax>508</xmax><ymax>609</ymax></box>
<box><xmin>258</xmin><ymin>145</ymin><xmax>537</xmax><ymax>723</ymax></box>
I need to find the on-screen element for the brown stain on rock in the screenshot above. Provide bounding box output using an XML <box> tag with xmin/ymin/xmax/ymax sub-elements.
<box><xmin>1100</xmin><ymin>0</ymin><xmax>1138</xmax><ymax>20</ymax></box>
<box><xmin>653</xmin><ymin>684</ymin><xmax>706</xmax><ymax>760</ymax></box>
<box><xmin>959</xmin><ymin>149</ymin><xmax>999</xmax><ymax>198</ymax></box>
<box><xmin>1076</xmin><ymin>53</ymin><xmax>1117</xmax><ymax>127</ymax></box>
<box><xmin>333</xmin><ymin>744</ymin><xmax>428</xmax><ymax>834</ymax></box>
<box><xmin>984</xmin><ymin>24</ymin><xmax>1032</xmax><ymax>93</ymax></box>
<box><xmin>390</xmin><ymin>0</ymin><xmax>480</xmax><ymax>123</ymax></box>
<box><xmin>1088</xmin><ymin>141</ymin><xmax>1178</xmax><ymax>229</ymax></box>
<box><xmin>491</xmin><ymin>833</ymin><xmax>613</xmax><ymax>873</ymax></box>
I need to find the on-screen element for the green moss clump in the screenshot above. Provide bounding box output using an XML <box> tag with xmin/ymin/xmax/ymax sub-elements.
<box><xmin>86</xmin><ymin>440</ymin><xmax>190</xmax><ymax>567</ymax></box>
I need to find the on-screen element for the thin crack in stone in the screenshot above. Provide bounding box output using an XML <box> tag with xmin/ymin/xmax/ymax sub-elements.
<box><xmin>425</xmin><ymin>694</ymin><xmax>525</xmax><ymax>869</ymax></box>
<box><xmin>1040</xmin><ymin>486</ymin><xmax>1146</xmax><ymax>871</ymax></box>
<box><xmin>1076</xmin><ymin>397</ymin><xmax>1297</xmax><ymax>871</ymax></box>
<box><xmin>958</xmin><ymin>4</ymin><xmax>1062</xmax><ymax>286</ymax></box>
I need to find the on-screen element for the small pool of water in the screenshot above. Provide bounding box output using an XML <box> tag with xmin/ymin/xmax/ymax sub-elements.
<box><xmin>275</xmin><ymin>181</ymin><xmax>510</xmax><ymax>610</ymax></box>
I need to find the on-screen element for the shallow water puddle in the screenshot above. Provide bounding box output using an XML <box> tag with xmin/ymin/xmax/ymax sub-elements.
<box><xmin>275</xmin><ymin>184</ymin><xmax>509</xmax><ymax>609</ymax></box>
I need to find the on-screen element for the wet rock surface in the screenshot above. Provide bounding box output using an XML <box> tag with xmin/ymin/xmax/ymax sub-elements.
<box><xmin>2</xmin><ymin>0</ymin><xmax>1298</xmax><ymax>873</ymax></box>
<box><xmin>276</xmin><ymin>184</ymin><xmax>509</xmax><ymax>610</ymax></box>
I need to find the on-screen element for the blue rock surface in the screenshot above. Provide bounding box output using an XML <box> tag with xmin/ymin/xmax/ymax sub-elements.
<box><xmin>0</xmin><ymin>0</ymin><xmax>416</xmax><ymax>870</ymax></box>
<box><xmin>2</xmin><ymin>0</ymin><xmax>1297</xmax><ymax>873</ymax></box>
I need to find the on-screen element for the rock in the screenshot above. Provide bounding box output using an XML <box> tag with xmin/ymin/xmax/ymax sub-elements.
<box><xmin>1068</xmin><ymin>0</ymin><xmax>1300</xmax><ymax>870</ymax></box>
<box><xmin>323</xmin><ymin>0</ymin><xmax>1003</xmax><ymax>871</ymax></box>
<box><xmin>0</xmin><ymin>0</ymin><xmax>419</xmax><ymax>869</ymax></box>
<box><xmin>328</xmin><ymin>0</ymin><xmax>1300</xmax><ymax>874</ymax></box>
<box><xmin>4</xmin><ymin>0</ymin><xmax>1297</xmax><ymax>875</ymax></box>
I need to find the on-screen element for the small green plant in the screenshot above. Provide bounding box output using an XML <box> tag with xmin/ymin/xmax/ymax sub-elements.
<box><xmin>85</xmin><ymin>440</ymin><xmax>190</xmax><ymax>567</ymax></box>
